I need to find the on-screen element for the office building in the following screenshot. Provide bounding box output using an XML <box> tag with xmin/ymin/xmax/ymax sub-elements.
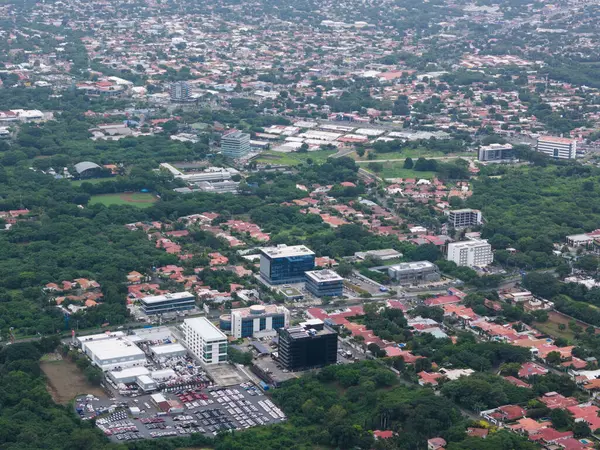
<box><xmin>388</xmin><ymin>261</ymin><xmax>440</xmax><ymax>285</ymax></box>
<box><xmin>230</xmin><ymin>304</ymin><xmax>290</xmax><ymax>338</ymax></box>
<box><xmin>537</xmin><ymin>136</ymin><xmax>577</xmax><ymax>160</ymax></box>
<box><xmin>81</xmin><ymin>337</ymin><xmax>146</xmax><ymax>371</ymax></box>
<box><xmin>446</xmin><ymin>209</ymin><xmax>483</xmax><ymax>228</ymax></box>
<box><xmin>305</xmin><ymin>270</ymin><xmax>344</xmax><ymax>297</ymax></box>
<box><xmin>170</xmin><ymin>81</ymin><xmax>190</xmax><ymax>102</ymax></box>
<box><xmin>447</xmin><ymin>239</ymin><xmax>493</xmax><ymax>268</ymax></box>
<box><xmin>140</xmin><ymin>291</ymin><xmax>196</xmax><ymax>315</ymax></box>
<box><xmin>160</xmin><ymin>163</ymin><xmax>240</xmax><ymax>183</ymax></box>
<box><xmin>181</xmin><ymin>317</ymin><xmax>228</xmax><ymax>365</ymax></box>
<box><xmin>478</xmin><ymin>143</ymin><xmax>516</xmax><ymax>162</ymax></box>
<box><xmin>259</xmin><ymin>244</ymin><xmax>315</xmax><ymax>284</ymax></box>
<box><xmin>221</xmin><ymin>131</ymin><xmax>251</xmax><ymax>158</ymax></box>
<box><xmin>277</xmin><ymin>320</ymin><xmax>338</xmax><ymax>371</ymax></box>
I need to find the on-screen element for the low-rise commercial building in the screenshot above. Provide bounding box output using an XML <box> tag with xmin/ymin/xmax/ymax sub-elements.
<box><xmin>277</xmin><ymin>320</ymin><xmax>338</xmax><ymax>371</ymax></box>
<box><xmin>140</xmin><ymin>291</ymin><xmax>196</xmax><ymax>315</ymax></box>
<box><xmin>82</xmin><ymin>337</ymin><xmax>147</xmax><ymax>371</ymax></box>
<box><xmin>478</xmin><ymin>143</ymin><xmax>515</xmax><ymax>162</ymax></box>
<box><xmin>230</xmin><ymin>304</ymin><xmax>291</xmax><ymax>338</ymax></box>
<box><xmin>149</xmin><ymin>343</ymin><xmax>188</xmax><ymax>359</ymax></box>
<box><xmin>446</xmin><ymin>208</ymin><xmax>482</xmax><ymax>228</ymax></box>
<box><xmin>305</xmin><ymin>270</ymin><xmax>344</xmax><ymax>297</ymax></box>
<box><xmin>537</xmin><ymin>136</ymin><xmax>577</xmax><ymax>160</ymax></box>
<box><xmin>447</xmin><ymin>239</ymin><xmax>493</xmax><ymax>267</ymax></box>
<box><xmin>388</xmin><ymin>261</ymin><xmax>441</xmax><ymax>285</ymax></box>
<box><xmin>182</xmin><ymin>317</ymin><xmax>228</xmax><ymax>365</ymax></box>
<box><xmin>259</xmin><ymin>244</ymin><xmax>315</xmax><ymax>284</ymax></box>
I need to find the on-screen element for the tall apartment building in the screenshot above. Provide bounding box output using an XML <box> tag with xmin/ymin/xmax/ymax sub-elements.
<box><xmin>230</xmin><ymin>304</ymin><xmax>290</xmax><ymax>339</ymax></box>
<box><xmin>169</xmin><ymin>81</ymin><xmax>190</xmax><ymax>102</ymax></box>
<box><xmin>305</xmin><ymin>270</ymin><xmax>344</xmax><ymax>297</ymax></box>
<box><xmin>181</xmin><ymin>317</ymin><xmax>228</xmax><ymax>365</ymax></box>
<box><xmin>259</xmin><ymin>244</ymin><xmax>315</xmax><ymax>285</ymax></box>
<box><xmin>221</xmin><ymin>131</ymin><xmax>251</xmax><ymax>158</ymax></box>
<box><xmin>446</xmin><ymin>209</ymin><xmax>483</xmax><ymax>229</ymax></box>
<box><xmin>536</xmin><ymin>136</ymin><xmax>577</xmax><ymax>160</ymax></box>
<box><xmin>478</xmin><ymin>143</ymin><xmax>516</xmax><ymax>162</ymax></box>
<box><xmin>447</xmin><ymin>239</ymin><xmax>493</xmax><ymax>268</ymax></box>
<box><xmin>388</xmin><ymin>261</ymin><xmax>440</xmax><ymax>285</ymax></box>
<box><xmin>277</xmin><ymin>320</ymin><xmax>337</xmax><ymax>371</ymax></box>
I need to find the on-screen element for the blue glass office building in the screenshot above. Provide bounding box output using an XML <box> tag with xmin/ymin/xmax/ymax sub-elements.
<box><xmin>259</xmin><ymin>245</ymin><xmax>315</xmax><ymax>285</ymax></box>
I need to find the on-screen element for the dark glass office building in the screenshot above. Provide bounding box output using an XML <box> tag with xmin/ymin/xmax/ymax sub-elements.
<box><xmin>277</xmin><ymin>320</ymin><xmax>338</xmax><ymax>371</ymax></box>
<box><xmin>259</xmin><ymin>245</ymin><xmax>315</xmax><ymax>285</ymax></box>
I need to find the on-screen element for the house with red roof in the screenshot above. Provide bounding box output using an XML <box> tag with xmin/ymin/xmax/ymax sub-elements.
<box><xmin>504</xmin><ymin>376</ymin><xmax>531</xmax><ymax>388</ymax></box>
<box><xmin>424</xmin><ymin>295</ymin><xmax>461</xmax><ymax>307</ymax></box>
<box><xmin>539</xmin><ymin>392</ymin><xmax>579</xmax><ymax>410</ymax></box>
<box><xmin>518</xmin><ymin>362</ymin><xmax>548</xmax><ymax>379</ymax></box>
<box><xmin>373</xmin><ymin>430</ymin><xmax>394</xmax><ymax>440</ymax></box>
<box><xmin>467</xmin><ymin>428</ymin><xmax>489</xmax><ymax>438</ymax></box>
<box><xmin>418</xmin><ymin>371</ymin><xmax>443</xmax><ymax>387</ymax></box>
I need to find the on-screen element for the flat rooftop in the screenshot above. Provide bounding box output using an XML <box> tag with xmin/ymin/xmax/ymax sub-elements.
<box><xmin>140</xmin><ymin>291</ymin><xmax>195</xmax><ymax>305</ymax></box>
<box><xmin>85</xmin><ymin>338</ymin><xmax>146</xmax><ymax>361</ymax></box>
<box><xmin>389</xmin><ymin>261</ymin><xmax>437</xmax><ymax>271</ymax></box>
<box><xmin>260</xmin><ymin>244</ymin><xmax>314</xmax><ymax>258</ymax></box>
<box><xmin>449</xmin><ymin>208</ymin><xmax>480</xmax><ymax>214</ymax></box>
<box><xmin>480</xmin><ymin>143</ymin><xmax>513</xmax><ymax>150</ymax></box>
<box><xmin>108</xmin><ymin>366</ymin><xmax>150</xmax><ymax>379</ymax></box>
<box><xmin>231</xmin><ymin>304</ymin><xmax>288</xmax><ymax>318</ymax></box>
<box><xmin>285</xmin><ymin>324</ymin><xmax>336</xmax><ymax>340</ymax></box>
<box><xmin>305</xmin><ymin>269</ymin><xmax>344</xmax><ymax>282</ymax></box>
<box><xmin>149</xmin><ymin>343</ymin><xmax>187</xmax><ymax>355</ymax></box>
<box><xmin>184</xmin><ymin>317</ymin><xmax>227</xmax><ymax>341</ymax></box>
<box><xmin>449</xmin><ymin>240</ymin><xmax>490</xmax><ymax>248</ymax></box>
<box><xmin>538</xmin><ymin>136</ymin><xmax>576</xmax><ymax>144</ymax></box>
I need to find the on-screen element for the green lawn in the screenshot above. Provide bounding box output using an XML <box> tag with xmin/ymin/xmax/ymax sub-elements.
<box><xmin>88</xmin><ymin>193</ymin><xmax>157</xmax><ymax>208</ymax></box>
<box><xmin>533</xmin><ymin>320</ymin><xmax>576</xmax><ymax>342</ymax></box>
<box><xmin>255</xmin><ymin>150</ymin><xmax>336</xmax><ymax>166</ymax></box>
<box><xmin>352</xmin><ymin>149</ymin><xmax>473</xmax><ymax>161</ymax></box>
<box><xmin>71</xmin><ymin>178</ymin><xmax>111</xmax><ymax>186</ymax></box>
<box><xmin>362</xmin><ymin>162</ymin><xmax>437</xmax><ymax>179</ymax></box>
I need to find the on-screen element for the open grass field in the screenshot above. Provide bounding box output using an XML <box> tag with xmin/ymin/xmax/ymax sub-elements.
<box><xmin>351</xmin><ymin>149</ymin><xmax>474</xmax><ymax>161</ymax></box>
<box><xmin>254</xmin><ymin>149</ymin><xmax>336</xmax><ymax>166</ymax></box>
<box><xmin>71</xmin><ymin>178</ymin><xmax>112</xmax><ymax>186</ymax></box>
<box><xmin>88</xmin><ymin>192</ymin><xmax>157</xmax><ymax>208</ymax></box>
<box><xmin>361</xmin><ymin>162</ymin><xmax>436</xmax><ymax>180</ymax></box>
<box><xmin>40</xmin><ymin>358</ymin><xmax>105</xmax><ymax>405</ymax></box>
<box><xmin>533</xmin><ymin>320</ymin><xmax>576</xmax><ymax>341</ymax></box>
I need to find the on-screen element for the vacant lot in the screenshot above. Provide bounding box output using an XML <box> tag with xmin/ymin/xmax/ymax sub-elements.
<box><xmin>88</xmin><ymin>192</ymin><xmax>156</xmax><ymax>208</ymax></box>
<box><xmin>534</xmin><ymin>319</ymin><xmax>576</xmax><ymax>341</ymax></box>
<box><xmin>255</xmin><ymin>149</ymin><xmax>336</xmax><ymax>166</ymax></box>
<box><xmin>41</xmin><ymin>359</ymin><xmax>105</xmax><ymax>405</ymax></box>
<box><xmin>360</xmin><ymin>162</ymin><xmax>436</xmax><ymax>180</ymax></box>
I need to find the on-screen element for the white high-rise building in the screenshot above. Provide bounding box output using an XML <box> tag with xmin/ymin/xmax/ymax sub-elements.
<box><xmin>446</xmin><ymin>209</ymin><xmax>483</xmax><ymax>228</ymax></box>
<box><xmin>181</xmin><ymin>317</ymin><xmax>228</xmax><ymax>365</ymax></box>
<box><xmin>447</xmin><ymin>239</ymin><xmax>493</xmax><ymax>268</ymax></box>
<box><xmin>221</xmin><ymin>131</ymin><xmax>251</xmax><ymax>158</ymax></box>
<box><xmin>536</xmin><ymin>136</ymin><xmax>577</xmax><ymax>160</ymax></box>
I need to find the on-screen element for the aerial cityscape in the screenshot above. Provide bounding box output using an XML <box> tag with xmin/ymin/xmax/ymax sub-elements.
<box><xmin>3</xmin><ymin>0</ymin><xmax>600</xmax><ymax>448</ymax></box>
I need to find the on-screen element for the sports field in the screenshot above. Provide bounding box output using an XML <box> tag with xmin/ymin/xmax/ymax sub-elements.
<box><xmin>88</xmin><ymin>192</ymin><xmax>157</xmax><ymax>208</ymax></box>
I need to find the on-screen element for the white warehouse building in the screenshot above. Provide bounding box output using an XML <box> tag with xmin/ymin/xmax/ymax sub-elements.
<box><xmin>81</xmin><ymin>337</ymin><xmax>146</xmax><ymax>371</ymax></box>
<box><xmin>181</xmin><ymin>317</ymin><xmax>228</xmax><ymax>365</ymax></box>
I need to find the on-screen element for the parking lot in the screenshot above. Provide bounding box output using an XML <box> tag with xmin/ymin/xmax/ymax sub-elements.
<box><xmin>76</xmin><ymin>382</ymin><xmax>286</xmax><ymax>442</ymax></box>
